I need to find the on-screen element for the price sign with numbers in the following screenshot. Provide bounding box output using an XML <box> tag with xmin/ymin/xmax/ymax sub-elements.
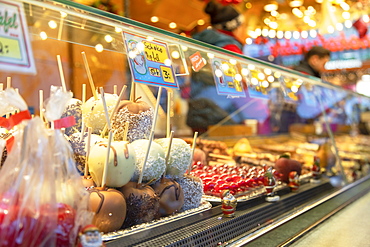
<box><xmin>123</xmin><ymin>32</ymin><xmax>178</xmax><ymax>89</ymax></box>
<box><xmin>210</xmin><ymin>57</ymin><xmax>246</xmax><ymax>97</ymax></box>
<box><xmin>0</xmin><ymin>0</ymin><xmax>36</xmax><ymax>74</ymax></box>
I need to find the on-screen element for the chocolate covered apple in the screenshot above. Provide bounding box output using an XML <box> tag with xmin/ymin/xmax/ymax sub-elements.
<box><xmin>88</xmin><ymin>140</ymin><xmax>136</xmax><ymax>188</ymax></box>
<box><xmin>274</xmin><ymin>153</ymin><xmax>302</xmax><ymax>183</ymax></box>
<box><xmin>82</xmin><ymin>93</ymin><xmax>118</xmax><ymax>135</ymax></box>
<box><xmin>88</xmin><ymin>188</ymin><xmax>126</xmax><ymax>233</ymax></box>
<box><xmin>111</xmin><ymin>98</ymin><xmax>154</xmax><ymax>143</ymax></box>
<box><xmin>151</xmin><ymin>177</ymin><xmax>184</xmax><ymax>216</ymax></box>
<box><xmin>130</xmin><ymin>139</ymin><xmax>166</xmax><ymax>183</ymax></box>
<box><xmin>155</xmin><ymin>138</ymin><xmax>191</xmax><ymax>178</ymax></box>
<box><xmin>119</xmin><ymin>181</ymin><xmax>159</xmax><ymax>228</ymax></box>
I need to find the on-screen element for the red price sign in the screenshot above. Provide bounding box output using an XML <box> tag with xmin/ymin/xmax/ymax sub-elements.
<box><xmin>189</xmin><ymin>51</ymin><xmax>205</xmax><ymax>72</ymax></box>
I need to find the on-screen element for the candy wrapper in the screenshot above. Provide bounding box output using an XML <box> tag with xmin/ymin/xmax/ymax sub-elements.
<box><xmin>44</xmin><ymin>86</ymin><xmax>93</xmax><ymax>245</ymax></box>
<box><xmin>0</xmin><ymin>118</ymin><xmax>59</xmax><ymax>246</ymax></box>
<box><xmin>0</xmin><ymin>87</ymin><xmax>92</xmax><ymax>246</ymax></box>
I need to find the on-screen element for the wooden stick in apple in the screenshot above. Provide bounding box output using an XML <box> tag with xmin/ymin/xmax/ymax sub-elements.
<box><xmin>138</xmin><ymin>87</ymin><xmax>162</xmax><ymax>184</ymax></box>
<box><xmin>100</xmin><ymin>85</ymin><xmax>127</xmax><ymax>137</ymax></box>
<box><xmin>166</xmin><ymin>90</ymin><xmax>172</xmax><ymax>138</ymax></box>
<box><xmin>6</xmin><ymin>77</ymin><xmax>11</xmax><ymax>89</ymax></box>
<box><xmin>84</xmin><ymin>127</ymin><xmax>92</xmax><ymax>178</ymax></box>
<box><xmin>81</xmin><ymin>52</ymin><xmax>98</xmax><ymax>100</ymax></box>
<box><xmin>82</xmin><ymin>84</ymin><xmax>86</xmax><ymax>104</ymax></box>
<box><xmin>56</xmin><ymin>55</ymin><xmax>67</xmax><ymax>92</ymax></box>
<box><xmin>122</xmin><ymin>121</ymin><xmax>129</xmax><ymax>142</ymax></box>
<box><xmin>114</xmin><ymin>85</ymin><xmax>118</xmax><ymax>95</ymax></box>
<box><xmin>99</xmin><ymin>87</ymin><xmax>114</xmax><ymax>189</ymax></box>
<box><xmin>163</xmin><ymin>130</ymin><xmax>174</xmax><ymax>177</ymax></box>
<box><xmin>186</xmin><ymin>131</ymin><xmax>198</xmax><ymax>175</ymax></box>
<box><xmin>39</xmin><ymin>89</ymin><xmax>44</xmax><ymax>123</ymax></box>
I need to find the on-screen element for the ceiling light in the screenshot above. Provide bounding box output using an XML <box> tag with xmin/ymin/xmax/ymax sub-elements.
<box><xmin>269</xmin><ymin>21</ymin><xmax>278</xmax><ymax>29</ymax></box>
<box><xmin>151</xmin><ymin>16</ymin><xmax>159</xmax><ymax>23</ymax></box>
<box><xmin>342</xmin><ymin>12</ymin><xmax>350</xmax><ymax>20</ymax></box>
<box><xmin>262</xmin><ymin>28</ymin><xmax>269</xmax><ymax>37</ymax></box>
<box><xmin>336</xmin><ymin>23</ymin><xmax>343</xmax><ymax>31</ymax></box>
<box><xmin>344</xmin><ymin>20</ymin><xmax>352</xmax><ymax>28</ymax></box>
<box><xmin>293</xmin><ymin>31</ymin><xmax>300</xmax><ymax>39</ymax></box>
<box><xmin>284</xmin><ymin>31</ymin><xmax>292</xmax><ymax>39</ymax></box>
<box><xmin>197</xmin><ymin>19</ymin><xmax>205</xmax><ymax>25</ymax></box>
<box><xmin>169</xmin><ymin>22</ymin><xmax>177</xmax><ymax>29</ymax></box>
<box><xmin>301</xmin><ymin>30</ymin><xmax>308</xmax><ymax>38</ymax></box>
<box><xmin>277</xmin><ymin>30</ymin><xmax>284</xmax><ymax>39</ymax></box>
<box><xmin>363</xmin><ymin>15</ymin><xmax>370</xmax><ymax>23</ymax></box>
<box><xmin>310</xmin><ymin>29</ymin><xmax>317</xmax><ymax>38</ymax></box>
<box><xmin>264</xmin><ymin>1</ymin><xmax>278</xmax><ymax>12</ymax></box>
<box><xmin>289</xmin><ymin>0</ymin><xmax>303</xmax><ymax>8</ymax></box>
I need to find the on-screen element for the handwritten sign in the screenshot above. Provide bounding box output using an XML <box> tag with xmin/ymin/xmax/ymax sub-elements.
<box><xmin>189</xmin><ymin>51</ymin><xmax>205</xmax><ymax>72</ymax></box>
<box><xmin>123</xmin><ymin>32</ymin><xmax>178</xmax><ymax>89</ymax></box>
<box><xmin>0</xmin><ymin>0</ymin><xmax>36</xmax><ymax>74</ymax></box>
<box><xmin>210</xmin><ymin>57</ymin><xmax>245</xmax><ymax>97</ymax></box>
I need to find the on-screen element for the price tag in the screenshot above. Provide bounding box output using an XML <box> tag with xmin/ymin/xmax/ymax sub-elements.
<box><xmin>0</xmin><ymin>0</ymin><xmax>36</xmax><ymax>74</ymax></box>
<box><xmin>123</xmin><ymin>32</ymin><xmax>178</xmax><ymax>89</ymax></box>
<box><xmin>210</xmin><ymin>57</ymin><xmax>245</xmax><ymax>97</ymax></box>
<box><xmin>189</xmin><ymin>51</ymin><xmax>205</xmax><ymax>72</ymax></box>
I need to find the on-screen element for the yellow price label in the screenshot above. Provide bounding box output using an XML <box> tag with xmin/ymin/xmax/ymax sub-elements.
<box><xmin>143</xmin><ymin>41</ymin><xmax>169</xmax><ymax>63</ymax></box>
<box><xmin>0</xmin><ymin>36</ymin><xmax>21</xmax><ymax>59</ymax></box>
<box><xmin>160</xmin><ymin>66</ymin><xmax>174</xmax><ymax>83</ymax></box>
<box><xmin>223</xmin><ymin>62</ymin><xmax>236</xmax><ymax>77</ymax></box>
<box><xmin>234</xmin><ymin>80</ymin><xmax>243</xmax><ymax>92</ymax></box>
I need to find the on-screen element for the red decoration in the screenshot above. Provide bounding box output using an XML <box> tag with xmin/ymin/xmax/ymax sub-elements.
<box><xmin>353</xmin><ymin>18</ymin><xmax>368</xmax><ymax>39</ymax></box>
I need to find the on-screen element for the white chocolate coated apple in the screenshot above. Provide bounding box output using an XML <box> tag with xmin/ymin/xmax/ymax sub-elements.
<box><xmin>130</xmin><ymin>139</ymin><xmax>166</xmax><ymax>183</ymax></box>
<box><xmin>155</xmin><ymin>138</ymin><xmax>191</xmax><ymax>178</ymax></box>
<box><xmin>82</xmin><ymin>93</ymin><xmax>118</xmax><ymax>134</ymax></box>
<box><xmin>88</xmin><ymin>140</ymin><xmax>136</xmax><ymax>187</ymax></box>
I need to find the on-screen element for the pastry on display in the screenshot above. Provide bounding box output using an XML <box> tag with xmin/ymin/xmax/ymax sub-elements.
<box><xmin>111</xmin><ymin>98</ymin><xmax>154</xmax><ymax>143</ymax></box>
<box><xmin>88</xmin><ymin>188</ymin><xmax>127</xmax><ymax>233</ymax></box>
<box><xmin>175</xmin><ymin>174</ymin><xmax>203</xmax><ymax>211</ymax></box>
<box><xmin>88</xmin><ymin>140</ymin><xmax>136</xmax><ymax>188</ymax></box>
<box><xmin>119</xmin><ymin>181</ymin><xmax>160</xmax><ymax>228</ymax></box>
<box><xmin>151</xmin><ymin>177</ymin><xmax>184</xmax><ymax>216</ymax></box>
<box><xmin>130</xmin><ymin>139</ymin><xmax>166</xmax><ymax>183</ymax></box>
<box><xmin>233</xmin><ymin>138</ymin><xmax>253</xmax><ymax>154</ymax></box>
<box><xmin>61</xmin><ymin>98</ymin><xmax>82</xmax><ymax>136</ymax></box>
<box><xmin>317</xmin><ymin>141</ymin><xmax>337</xmax><ymax>173</ymax></box>
<box><xmin>155</xmin><ymin>138</ymin><xmax>191</xmax><ymax>178</ymax></box>
<box><xmin>82</xmin><ymin>93</ymin><xmax>118</xmax><ymax>135</ymax></box>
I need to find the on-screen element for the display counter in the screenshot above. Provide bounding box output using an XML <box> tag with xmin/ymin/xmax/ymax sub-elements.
<box><xmin>1</xmin><ymin>0</ymin><xmax>370</xmax><ymax>246</ymax></box>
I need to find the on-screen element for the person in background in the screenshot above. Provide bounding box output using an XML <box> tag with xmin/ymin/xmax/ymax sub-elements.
<box><xmin>186</xmin><ymin>1</ymin><xmax>246</xmax><ymax>135</ymax></box>
<box><xmin>192</xmin><ymin>0</ymin><xmax>245</xmax><ymax>54</ymax></box>
<box><xmin>293</xmin><ymin>46</ymin><xmax>331</xmax><ymax>78</ymax></box>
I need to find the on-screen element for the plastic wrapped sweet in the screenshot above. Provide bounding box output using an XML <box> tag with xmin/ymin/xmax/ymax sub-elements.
<box><xmin>82</xmin><ymin>93</ymin><xmax>118</xmax><ymax>135</ymax></box>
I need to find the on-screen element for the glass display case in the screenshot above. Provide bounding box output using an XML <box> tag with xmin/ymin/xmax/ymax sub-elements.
<box><xmin>1</xmin><ymin>0</ymin><xmax>370</xmax><ymax>246</ymax></box>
